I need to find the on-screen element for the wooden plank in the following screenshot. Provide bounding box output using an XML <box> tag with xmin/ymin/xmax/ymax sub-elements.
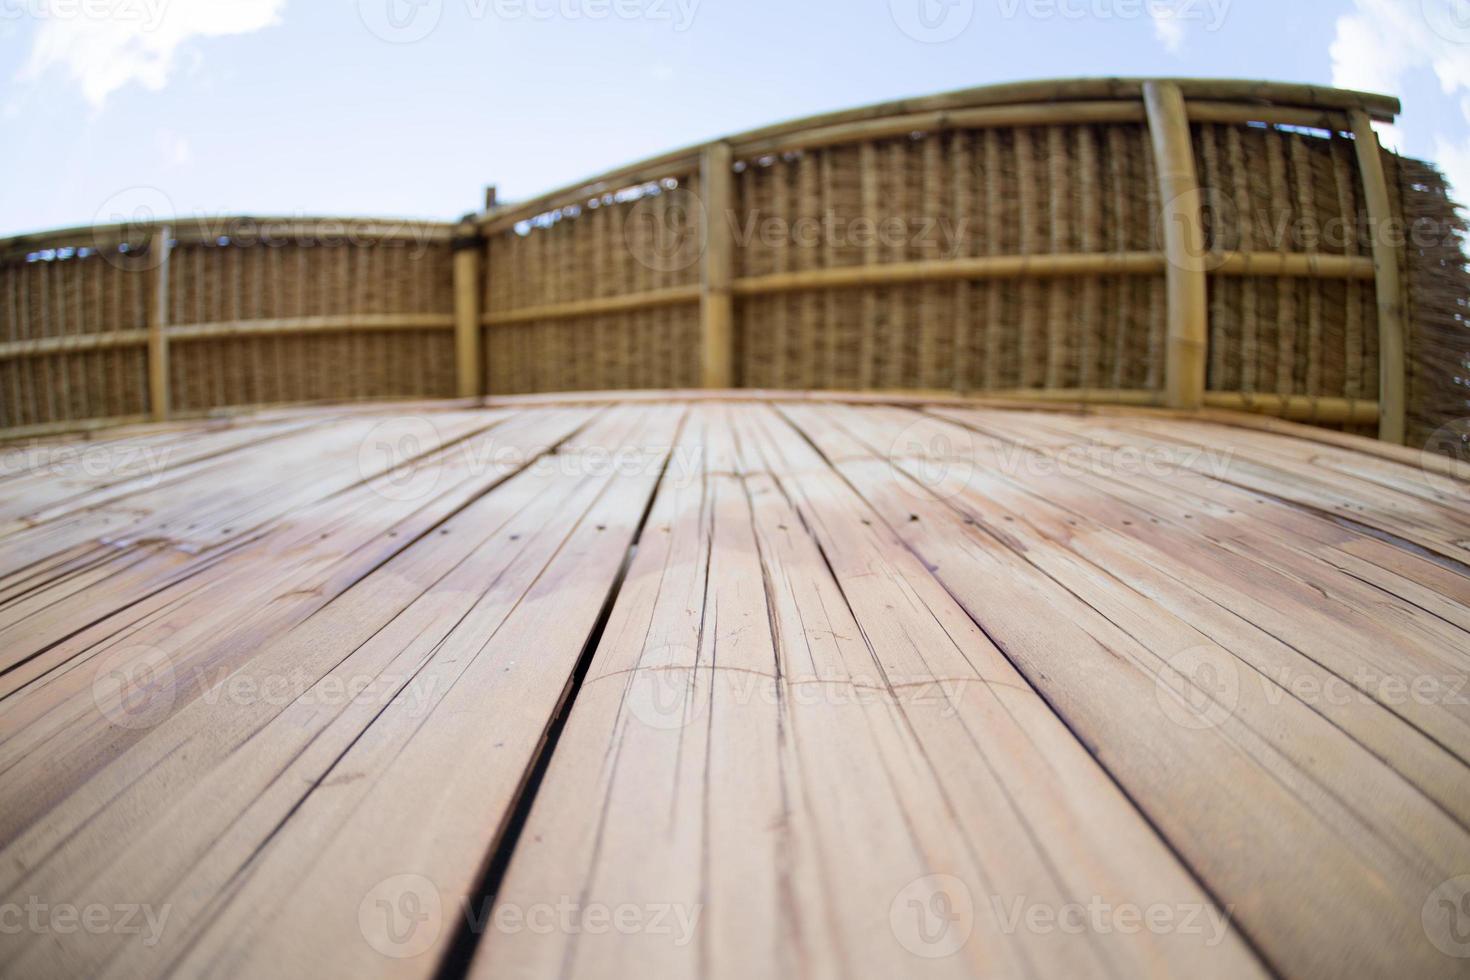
<box><xmin>0</xmin><ymin>412</ymin><xmax>579</xmax><ymax>830</ymax></box>
<box><xmin>1348</xmin><ymin>110</ymin><xmax>1408</xmax><ymax>444</ymax></box>
<box><xmin>780</xmin><ymin>401</ymin><xmax>1470</xmax><ymax>980</ymax></box>
<box><xmin>0</xmin><ymin>395</ymin><xmax>1465</xmax><ymax>979</ymax></box>
<box><xmin>0</xmin><ymin>408</ymin><xmax>647</xmax><ymax>977</ymax></box>
<box><xmin>469</xmin><ymin>403</ymin><xmax>1264</xmax><ymax>979</ymax></box>
<box><xmin>154</xmin><ymin>408</ymin><xmax>682</xmax><ymax>979</ymax></box>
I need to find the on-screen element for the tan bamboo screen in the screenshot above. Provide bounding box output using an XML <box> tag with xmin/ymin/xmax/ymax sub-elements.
<box><xmin>2</xmin><ymin>78</ymin><xmax>1466</xmax><ymax>448</ymax></box>
<box><xmin>0</xmin><ymin>219</ymin><xmax>456</xmax><ymax>438</ymax></box>
<box><xmin>728</xmin><ymin>123</ymin><xmax>1167</xmax><ymax>393</ymax></box>
<box><xmin>481</xmin><ymin>166</ymin><xmax>706</xmax><ymax>393</ymax></box>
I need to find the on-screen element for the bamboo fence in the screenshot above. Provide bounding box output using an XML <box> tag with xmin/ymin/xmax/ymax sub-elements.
<box><xmin>3</xmin><ymin>78</ymin><xmax>1467</xmax><ymax>447</ymax></box>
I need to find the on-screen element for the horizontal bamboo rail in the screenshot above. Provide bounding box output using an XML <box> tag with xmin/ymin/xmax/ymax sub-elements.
<box><xmin>0</xmin><ymin>216</ymin><xmax>454</xmax><ymax>259</ymax></box>
<box><xmin>736</xmin><ymin>102</ymin><xmax>1148</xmax><ymax>157</ymax></box>
<box><xmin>169</xmin><ymin>313</ymin><xmax>454</xmax><ymax>341</ymax></box>
<box><xmin>4</xmin><ymin>77</ymin><xmax>1450</xmax><ymax>443</ymax></box>
<box><xmin>477</xmin><ymin>251</ymin><xmax>1377</xmax><ymax>325</ymax></box>
<box><xmin>0</xmin><ymin>314</ymin><xmax>455</xmax><ymax>356</ymax></box>
<box><xmin>0</xmin><ymin>331</ymin><xmax>150</xmax><ymax>359</ymax></box>
<box><xmin>483</xmin><ymin>286</ymin><xmax>702</xmax><ymax>326</ymax></box>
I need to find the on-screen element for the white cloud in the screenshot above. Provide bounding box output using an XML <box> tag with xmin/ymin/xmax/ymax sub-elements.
<box><xmin>20</xmin><ymin>0</ymin><xmax>285</xmax><ymax>108</ymax></box>
<box><xmin>1149</xmin><ymin>4</ymin><xmax>1186</xmax><ymax>55</ymax></box>
<box><xmin>1330</xmin><ymin>0</ymin><xmax>1470</xmax><ymax>195</ymax></box>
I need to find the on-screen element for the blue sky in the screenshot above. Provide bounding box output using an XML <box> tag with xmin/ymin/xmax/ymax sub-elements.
<box><xmin>3</xmin><ymin>0</ymin><xmax>1470</xmax><ymax>236</ymax></box>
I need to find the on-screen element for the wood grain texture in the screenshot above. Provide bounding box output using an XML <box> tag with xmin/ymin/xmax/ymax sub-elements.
<box><xmin>0</xmin><ymin>393</ymin><xmax>1466</xmax><ymax>980</ymax></box>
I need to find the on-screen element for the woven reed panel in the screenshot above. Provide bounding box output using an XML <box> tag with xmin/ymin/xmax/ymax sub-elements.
<box><xmin>0</xmin><ymin>348</ymin><xmax>149</xmax><ymax>430</ymax></box>
<box><xmin>1203</xmin><ymin>275</ymin><xmax>1377</xmax><ymax>400</ymax></box>
<box><xmin>169</xmin><ymin>332</ymin><xmax>455</xmax><ymax>413</ymax></box>
<box><xmin>1395</xmin><ymin>154</ymin><xmax>1470</xmax><ymax>450</ymax></box>
<box><xmin>1191</xmin><ymin>121</ymin><xmax>1381</xmax><ymax>405</ymax></box>
<box><xmin>168</xmin><ymin>239</ymin><xmax>452</xmax><ymax>323</ymax></box>
<box><xmin>0</xmin><ymin>247</ymin><xmax>152</xmax><ymax>428</ymax></box>
<box><xmin>165</xmin><ymin>239</ymin><xmax>455</xmax><ymax>411</ymax></box>
<box><xmin>485</xmin><ymin>307</ymin><xmax>701</xmax><ymax>394</ymax></box>
<box><xmin>735</xmin><ymin>125</ymin><xmax>1166</xmax><ymax>391</ymax></box>
<box><xmin>482</xmin><ymin>171</ymin><xmax>704</xmax><ymax>392</ymax></box>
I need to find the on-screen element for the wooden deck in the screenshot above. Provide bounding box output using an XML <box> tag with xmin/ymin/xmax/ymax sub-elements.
<box><xmin>1</xmin><ymin>394</ymin><xmax>1468</xmax><ymax>979</ymax></box>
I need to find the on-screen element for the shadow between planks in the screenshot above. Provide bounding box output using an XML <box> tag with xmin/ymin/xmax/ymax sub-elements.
<box><xmin>1</xmin><ymin>394</ymin><xmax>1468</xmax><ymax>980</ymax></box>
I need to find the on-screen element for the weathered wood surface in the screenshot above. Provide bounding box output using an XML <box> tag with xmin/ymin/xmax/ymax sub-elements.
<box><xmin>0</xmin><ymin>393</ymin><xmax>1467</xmax><ymax>980</ymax></box>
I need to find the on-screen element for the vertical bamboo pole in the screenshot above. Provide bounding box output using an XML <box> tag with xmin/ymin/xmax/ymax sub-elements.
<box><xmin>147</xmin><ymin>226</ymin><xmax>172</xmax><ymax>421</ymax></box>
<box><xmin>1347</xmin><ymin>110</ymin><xmax>1406</xmax><ymax>444</ymax></box>
<box><xmin>701</xmin><ymin>141</ymin><xmax>735</xmax><ymax>389</ymax></box>
<box><xmin>1143</xmin><ymin>81</ymin><xmax>1207</xmax><ymax>411</ymax></box>
<box><xmin>452</xmin><ymin>223</ymin><xmax>483</xmax><ymax>398</ymax></box>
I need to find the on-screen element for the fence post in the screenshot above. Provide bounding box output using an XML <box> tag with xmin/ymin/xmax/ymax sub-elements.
<box><xmin>1347</xmin><ymin>110</ymin><xmax>1407</xmax><ymax>444</ymax></box>
<box><xmin>452</xmin><ymin>222</ymin><xmax>484</xmax><ymax>399</ymax></box>
<box><xmin>1143</xmin><ymin>81</ymin><xmax>1207</xmax><ymax>411</ymax></box>
<box><xmin>147</xmin><ymin>226</ymin><xmax>172</xmax><ymax>422</ymax></box>
<box><xmin>701</xmin><ymin>141</ymin><xmax>735</xmax><ymax>389</ymax></box>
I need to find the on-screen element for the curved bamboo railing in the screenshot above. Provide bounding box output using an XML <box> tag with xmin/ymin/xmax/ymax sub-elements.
<box><xmin>4</xmin><ymin>78</ymin><xmax>1466</xmax><ymax>446</ymax></box>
